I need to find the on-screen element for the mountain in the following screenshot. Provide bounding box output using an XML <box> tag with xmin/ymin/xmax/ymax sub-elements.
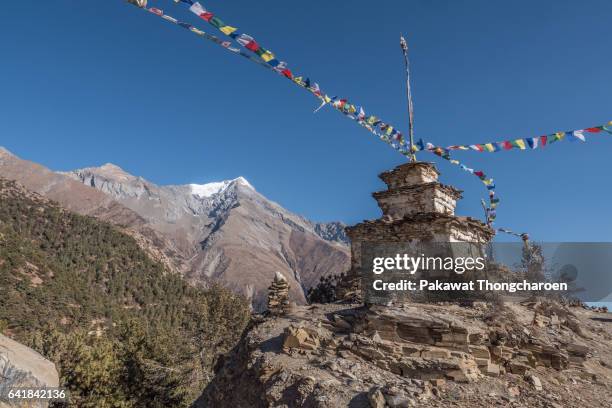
<box><xmin>0</xmin><ymin>147</ymin><xmax>350</xmax><ymax>309</ymax></box>
<box><xmin>62</xmin><ymin>163</ymin><xmax>350</xmax><ymax>309</ymax></box>
<box><xmin>0</xmin><ymin>176</ymin><xmax>250</xmax><ymax>406</ymax></box>
<box><xmin>0</xmin><ymin>147</ymin><xmax>186</xmax><ymax>273</ymax></box>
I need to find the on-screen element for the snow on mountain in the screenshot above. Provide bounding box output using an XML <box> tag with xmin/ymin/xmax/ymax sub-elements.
<box><xmin>56</xmin><ymin>162</ymin><xmax>349</xmax><ymax>309</ymax></box>
<box><xmin>190</xmin><ymin>177</ymin><xmax>253</xmax><ymax>198</ymax></box>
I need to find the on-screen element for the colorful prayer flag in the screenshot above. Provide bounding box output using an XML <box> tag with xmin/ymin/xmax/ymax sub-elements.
<box><xmin>357</xmin><ymin>107</ymin><xmax>365</xmax><ymax>121</ymax></box>
<box><xmin>572</xmin><ymin>130</ymin><xmax>586</xmax><ymax>142</ymax></box>
<box><xmin>586</xmin><ymin>127</ymin><xmax>602</xmax><ymax>133</ymax></box>
<box><xmin>511</xmin><ymin>139</ymin><xmax>526</xmax><ymax>150</ymax></box>
<box><xmin>189</xmin><ymin>2</ymin><xmax>213</xmax><ymax>21</ymax></box>
<box><xmin>260</xmin><ymin>49</ymin><xmax>275</xmax><ymax>62</ymax></box>
<box><xmin>219</xmin><ymin>25</ymin><xmax>237</xmax><ymax>35</ymax></box>
<box><xmin>526</xmin><ymin>137</ymin><xmax>539</xmax><ymax>149</ymax></box>
<box><xmin>550</xmin><ymin>132</ymin><xmax>565</xmax><ymax>143</ymax></box>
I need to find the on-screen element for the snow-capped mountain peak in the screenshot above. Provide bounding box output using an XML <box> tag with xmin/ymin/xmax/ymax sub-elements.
<box><xmin>190</xmin><ymin>177</ymin><xmax>253</xmax><ymax>198</ymax></box>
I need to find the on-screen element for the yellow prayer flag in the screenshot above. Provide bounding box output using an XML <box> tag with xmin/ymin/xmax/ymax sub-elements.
<box><xmin>484</xmin><ymin>143</ymin><xmax>495</xmax><ymax>152</ymax></box>
<box><xmin>220</xmin><ymin>26</ymin><xmax>238</xmax><ymax>35</ymax></box>
<box><xmin>324</xmin><ymin>95</ymin><xmax>331</xmax><ymax>103</ymax></box>
<box><xmin>260</xmin><ymin>50</ymin><xmax>275</xmax><ymax>62</ymax></box>
<box><xmin>515</xmin><ymin>139</ymin><xmax>526</xmax><ymax>150</ymax></box>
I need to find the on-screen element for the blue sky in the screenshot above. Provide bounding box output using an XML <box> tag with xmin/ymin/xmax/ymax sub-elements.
<box><xmin>1</xmin><ymin>0</ymin><xmax>611</xmax><ymax>241</ymax></box>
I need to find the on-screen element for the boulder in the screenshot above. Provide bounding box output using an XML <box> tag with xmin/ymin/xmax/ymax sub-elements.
<box><xmin>0</xmin><ymin>334</ymin><xmax>59</xmax><ymax>408</ymax></box>
<box><xmin>368</xmin><ymin>387</ymin><xmax>386</xmax><ymax>408</ymax></box>
<box><xmin>283</xmin><ymin>326</ymin><xmax>320</xmax><ymax>351</ymax></box>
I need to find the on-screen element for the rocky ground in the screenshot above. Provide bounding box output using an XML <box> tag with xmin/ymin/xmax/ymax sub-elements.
<box><xmin>196</xmin><ymin>299</ymin><xmax>612</xmax><ymax>407</ymax></box>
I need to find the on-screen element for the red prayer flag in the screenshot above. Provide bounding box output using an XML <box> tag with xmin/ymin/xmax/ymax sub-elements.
<box><xmin>502</xmin><ymin>141</ymin><xmax>513</xmax><ymax>150</ymax></box>
<box><xmin>245</xmin><ymin>41</ymin><xmax>260</xmax><ymax>52</ymax></box>
<box><xmin>198</xmin><ymin>11</ymin><xmax>214</xmax><ymax>21</ymax></box>
<box><xmin>540</xmin><ymin>135</ymin><xmax>547</xmax><ymax>147</ymax></box>
<box><xmin>586</xmin><ymin>127</ymin><xmax>602</xmax><ymax>133</ymax></box>
<box><xmin>282</xmin><ymin>69</ymin><xmax>293</xmax><ymax>79</ymax></box>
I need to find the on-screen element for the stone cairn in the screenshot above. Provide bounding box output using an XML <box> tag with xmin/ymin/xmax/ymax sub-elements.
<box><xmin>267</xmin><ymin>272</ymin><xmax>290</xmax><ymax>315</ymax></box>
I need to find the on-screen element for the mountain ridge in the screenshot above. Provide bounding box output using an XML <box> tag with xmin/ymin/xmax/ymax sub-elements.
<box><xmin>0</xmin><ymin>147</ymin><xmax>350</xmax><ymax>308</ymax></box>
<box><xmin>62</xmin><ymin>161</ymin><xmax>350</xmax><ymax>309</ymax></box>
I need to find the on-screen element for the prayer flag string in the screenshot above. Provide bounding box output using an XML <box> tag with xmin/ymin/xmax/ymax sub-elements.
<box><xmin>128</xmin><ymin>1</ymin><xmax>503</xmax><ymax>230</ymax></box>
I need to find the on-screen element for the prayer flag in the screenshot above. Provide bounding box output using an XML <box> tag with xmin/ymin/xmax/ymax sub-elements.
<box><xmin>237</xmin><ymin>34</ymin><xmax>259</xmax><ymax>52</ymax></box>
<box><xmin>550</xmin><ymin>132</ymin><xmax>565</xmax><ymax>143</ymax></box>
<box><xmin>484</xmin><ymin>143</ymin><xmax>495</xmax><ymax>152</ymax></box>
<box><xmin>540</xmin><ymin>135</ymin><xmax>547</xmax><ymax>147</ymax></box>
<box><xmin>502</xmin><ymin>141</ymin><xmax>513</xmax><ymax>150</ymax></box>
<box><xmin>586</xmin><ymin>127</ymin><xmax>602</xmax><ymax>133</ymax></box>
<box><xmin>469</xmin><ymin>144</ymin><xmax>484</xmax><ymax>152</ymax></box>
<box><xmin>572</xmin><ymin>130</ymin><xmax>586</xmax><ymax>142</ymax></box>
<box><xmin>526</xmin><ymin>137</ymin><xmax>539</xmax><ymax>149</ymax></box>
<box><xmin>357</xmin><ymin>107</ymin><xmax>365</xmax><ymax>121</ymax></box>
<box><xmin>511</xmin><ymin>139</ymin><xmax>526</xmax><ymax>150</ymax></box>
<box><xmin>162</xmin><ymin>15</ymin><xmax>178</xmax><ymax>23</ymax></box>
<box><xmin>190</xmin><ymin>2</ymin><xmax>214</xmax><ymax>21</ymax></box>
<box><xmin>281</xmin><ymin>69</ymin><xmax>292</xmax><ymax>79</ymax></box>
<box><xmin>220</xmin><ymin>25</ymin><xmax>237</xmax><ymax>35</ymax></box>
<box><xmin>260</xmin><ymin>49</ymin><xmax>275</xmax><ymax>62</ymax></box>
<box><xmin>311</xmin><ymin>83</ymin><xmax>321</xmax><ymax>96</ymax></box>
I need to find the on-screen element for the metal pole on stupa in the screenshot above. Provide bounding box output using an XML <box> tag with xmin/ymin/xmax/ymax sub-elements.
<box><xmin>400</xmin><ymin>34</ymin><xmax>417</xmax><ymax>162</ymax></box>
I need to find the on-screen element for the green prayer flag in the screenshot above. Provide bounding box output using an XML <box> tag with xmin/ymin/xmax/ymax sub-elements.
<box><xmin>210</xmin><ymin>17</ymin><xmax>225</xmax><ymax>29</ymax></box>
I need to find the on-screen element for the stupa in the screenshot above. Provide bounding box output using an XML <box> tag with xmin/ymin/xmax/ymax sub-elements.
<box><xmin>339</xmin><ymin>161</ymin><xmax>495</xmax><ymax>299</ymax></box>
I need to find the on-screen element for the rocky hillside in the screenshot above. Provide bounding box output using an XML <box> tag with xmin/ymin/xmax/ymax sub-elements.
<box><xmin>0</xmin><ymin>177</ymin><xmax>250</xmax><ymax>407</ymax></box>
<box><xmin>0</xmin><ymin>147</ymin><xmax>186</xmax><ymax>274</ymax></box>
<box><xmin>197</xmin><ymin>300</ymin><xmax>612</xmax><ymax>407</ymax></box>
<box><xmin>61</xmin><ymin>162</ymin><xmax>350</xmax><ymax>309</ymax></box>
<box><xmin>0</xmin><ymin>147</ymin><xmax>350</xmax><ymax>309</ymax></box>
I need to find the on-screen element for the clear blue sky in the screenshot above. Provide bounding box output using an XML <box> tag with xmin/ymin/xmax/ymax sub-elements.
<box><xmin>1</xmin><ymin>0</ymin><xmax>611</xmax><ymax>241</ymax></box>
